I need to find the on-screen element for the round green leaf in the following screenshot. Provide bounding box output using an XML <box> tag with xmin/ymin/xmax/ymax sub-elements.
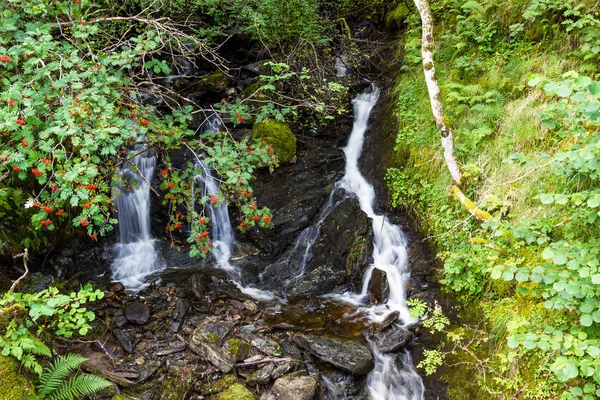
<box><xmin>581</xmin><ymin>314</ymin><xmax>594</xmax><ymax>326</ymax></box>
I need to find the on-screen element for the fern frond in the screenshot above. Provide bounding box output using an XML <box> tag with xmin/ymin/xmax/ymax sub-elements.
<box><xmin>38</xmin><ymin>354</ymin><xmax>88</xmax><ymax>397</ymax></box>
<box><xmin>21</xmin><ymin>353</ymin><xmax>44</xmax><ymax>376</ymax></box>
<box><xmin>18</xmin><ymin>335</ymin><xmax>52</xmax><ymax>356</ymax></box>
<box><xmin>48</xmin><ymin>374</ymin><xmax>111</xmax><ymax>400</ymax></box>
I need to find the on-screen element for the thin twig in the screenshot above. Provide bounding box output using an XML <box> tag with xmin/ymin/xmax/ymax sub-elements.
<box><xmin>9</xmin><ymin>249</ymin><xmax>29</xmax><ymax>293</ymax></box>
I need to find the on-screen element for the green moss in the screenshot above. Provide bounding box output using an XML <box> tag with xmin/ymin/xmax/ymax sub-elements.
<box><xmin>203</xmin><ymin>71</ymin><xmax>230</xmax><ymax>92</ymax></box>
<box><xmin>111</xmin><ymin>395</ymin><xmax>141</xmax><ymax>400</ymax></box>
<box><xmin>385</xmin><ymin>3</ymin><xmax>410</xmax><ymax>29</ymax></box>
<box><xmin>251</xmin><ymin>119</ymin><xmax>297</xmax><ymax>163</ymax></box>
<box><xmin>215</xmin><ymin>383</ymin><xmax>255</xmax><ymax>400</ymax></box>
<box><xmin>0</xmin><ymin>355</ymin><xmax>37</xmax><ymax>400</ymax></box>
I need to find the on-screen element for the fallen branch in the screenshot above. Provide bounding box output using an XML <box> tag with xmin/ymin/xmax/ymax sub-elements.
<box><xmin>9</xmin><ymin>249</ymin><xmax>29</xmax><ymax>293</ymax></box>
<box><xmin>236</xmin><ymin>357</ymin><xmax>293</xmax><ymax>367</ymax></box>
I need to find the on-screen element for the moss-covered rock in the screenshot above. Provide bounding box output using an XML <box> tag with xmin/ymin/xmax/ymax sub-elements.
<box><xmin>160</xmin><ymin>362</ymin><xmax>194</xmax><ymax>400</ymax></box>
<box><xmin>0</xmin><ymin>355</ymin><xmax>37</xmax><ymax>400</ymax></box>
<box><xmin>111</xmin><ymin>395</ymin><xmax>142</xmax><ymax>400</ymax></box>
<box><xmin>385</xmin><ymin>3</ymin><xmax>410</xmax><ymax>29</ymax></box>
<box><xmin>203</xmin><ymin>71</ymin><xmax>231</xmax><ymax>92</ymax></box>
<box><xmin>251</xmin><ymin>119</ymin><xmax>296</xmax><ymax>163</ymax></box>
<box><xmin>215</xmin><ymin>383</ymin><xmax>255</xmax><ymax>400</ymax></box>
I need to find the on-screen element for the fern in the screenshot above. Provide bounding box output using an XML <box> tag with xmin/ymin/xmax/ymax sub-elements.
<box><xmin>49</xmin><ymin>374</ymin><xmax>112</xmax><ymax>400</ymax></box>
<box><xmin>37</xmin><ymin>354</ymin><xmax>111</xmax><ymax>400</ymax></box>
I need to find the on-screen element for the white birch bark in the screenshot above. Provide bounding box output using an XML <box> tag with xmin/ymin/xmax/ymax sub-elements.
<box><xmin>413</xmin><ymin>0</ymin><xmax>463</xmax><ymax>186</ymax></box>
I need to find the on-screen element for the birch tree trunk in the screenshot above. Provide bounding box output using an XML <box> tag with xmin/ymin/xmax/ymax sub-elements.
<box><xmin>413</xmin><ymin>0</ymin><xmax>462</xmax><ymax>186</ymax></box>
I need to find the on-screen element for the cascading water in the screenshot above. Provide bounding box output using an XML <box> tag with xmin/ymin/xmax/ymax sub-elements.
<box><xmin>192</xmin><ymin>159</ymin><xmax>239</xmax><ymax>279</ymax></box>
<box><xmin>334</xmin><ymin>87</ymin><xmax>424</xmax><ymax>399</ymax></box>
<box><xmin>112</xmin><ymin>140</ymin><xmax>163</xmax><ymax>290</ymax></box>
<box><xmin>259</xmin><ymin>185</ymin><xmax>347</xmax><ymax>282</ymax></box>
<box><xmin>192</xmin><ymin>118</ymin><xmax>279</xmax><ymax>302</ymax></box>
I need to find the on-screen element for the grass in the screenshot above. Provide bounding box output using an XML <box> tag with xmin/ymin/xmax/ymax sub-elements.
<box><xmin>385</xmin><ymin>3</ymin><xmax>594</xmax><ymax>398</ymax></box>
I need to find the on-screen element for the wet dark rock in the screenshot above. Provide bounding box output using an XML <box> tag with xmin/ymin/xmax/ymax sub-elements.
<box><xmin>137</xmin><ymin>360</ymin><xmax>162</xmax><ymax>383</ymax></box>
<box><xmin>42</xmin><ymin>239</ymin><xmax>110</xmax><ymax>283</ymax></box>
<box><xmin>125</xmin><ymin>302</ymin><xmax>151</xmax><ymax>325</ymax></box>
<box><xmin>115</xmin><ymin>315</ymin><xmax>129</xmax><ymax>329</ymax></box>
<box><xmin>294</xmin><ymin>335</ymin><xmax>373</xmax><ymax>376</ymax></box>
<box><xmin>368</xmin><ymin>268</ymin><xmax>390</xmax><ymax>303</ymax></box>
<box><xmin>188</xmin><ymin>325</ymin><xmax>235</xmax><ymax>372</ymax></box>
<box><xmin>241</xmin><ymin>144</ymin><xmax>344</xmax><ymax>257</ymax></box>
<box><xmin>113</xmin><ymin>329</ymin><xmax>134</xmax><ymax>353</ymax></box>
<box><xmin>106</xmin><ymin>282</ymin><xmax>125</xmax><ymax>293</ymax></box>
<box><xmin>378</xmin><ymin>311</ymin><xmax>400</xmax><ymax>331</ymax></box>
<box><xmin>371</xmin><ymin>327</ymin><xmax>413</xmax><ymax>353</ymax></box>
<box><xmin>246</xmin><ymin>363</ymin><xmax>275</xmax><ymax>385</ymax></box>
<box><xmin>259</xmin><ymin>194</ymin><xmax>374</xmax><ymax>298</ymax></box>
<box><xmin>22</xmin><ymin>272</ymin><xmax>53</xmax><ymax>293</ymax></box>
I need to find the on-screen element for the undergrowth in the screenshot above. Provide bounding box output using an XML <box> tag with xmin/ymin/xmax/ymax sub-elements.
<box><xmin>388</xmin><ymin>1</ymin><xmax>600</xmax><ymax>399</ymax></box>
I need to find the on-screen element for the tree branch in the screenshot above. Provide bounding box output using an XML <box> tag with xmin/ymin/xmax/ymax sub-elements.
<box><xmin>9</xmin><ymin>249</ymin><xmax>29</xmax><ymax>293</ymax></box>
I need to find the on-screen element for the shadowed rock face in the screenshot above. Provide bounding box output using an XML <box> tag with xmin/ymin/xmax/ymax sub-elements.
<box><xmin>241</xmin><ymin>141</ymin><xmax>345</xmax><ymax>257</ymax></box>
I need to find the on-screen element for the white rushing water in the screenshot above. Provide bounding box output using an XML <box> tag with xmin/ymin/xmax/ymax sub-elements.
<box><xmin>192</xmin><ymin>118</ymin><xmax>279</xmax><ymax>302</ymax></box>
<box><xmin>335</xmin><ymin>87</ymin><xmax>424</xmax><ymax>400</ymax></box>
<box><xmin>112</xmin><ymin>140</ymin><xmax>163</xmax><ymax>290</ymax></box>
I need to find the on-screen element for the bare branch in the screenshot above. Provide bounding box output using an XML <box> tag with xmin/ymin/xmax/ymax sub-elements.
<box><xmin>9</xmin><ymin>249</ymin><xmax>29</xmax><ymax>293</ymax></box>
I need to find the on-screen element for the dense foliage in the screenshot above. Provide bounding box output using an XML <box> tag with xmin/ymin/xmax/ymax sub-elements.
<box><xmin>0</xmin><ymin>284</ymin><xmax>104</xmax><ymax>375</ymax></box>
<box><xmin>0</xmin><ymin>0</ymin><xmax>278</xmax><ymax>256</ymax></box>
<box><xmin>386</xmin><ymin>0</ymin><xmax>600</xmax><ymax>398</ymax></box>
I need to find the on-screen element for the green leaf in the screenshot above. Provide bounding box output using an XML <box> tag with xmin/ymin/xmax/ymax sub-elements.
<box><xmin>542</xmin><ymin>247</ymin><xmax>554</xmax><ymax>260</ymax></box>
<box><xmin>592</xmin><ymin>274</ymin><xmax>600</xmax><ymax>284</ymax></box>
<box><xmin>556</xmin><ymin>86</ymin><xmax>573</xmax><ymax>98</ymax></box>
<box><xmin>502</xmin><ymin>271</ymin><xmax>514</xmax><ymax>281</ymax></box>
<box><xmin>580</xmin><ymin>314</ymin><xmax>593</xmax><ymax>326</ymax></box>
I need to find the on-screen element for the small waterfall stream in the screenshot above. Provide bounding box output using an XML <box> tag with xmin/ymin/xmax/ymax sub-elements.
<box><xmin>192</xmin><ymin>118</ymin><xmax>280</xmax><ymax>302</ymax></box>
<box><xmin>331</xmin><ymin>88</ymin><xmax>424</xmax><ymax>399</ymax></box>
<box><xmin>112</xmin><ymin>140</ymin><xmax>163</xmax><ymax>290</ymax></box>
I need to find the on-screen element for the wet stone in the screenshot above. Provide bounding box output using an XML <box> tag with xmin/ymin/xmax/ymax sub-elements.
<box><xmin>113</xmin><ymin>329</ymin><xmax>134</xmax><ymax>354</ymax></box>
<box><xmin>372</xmin><ymin>327</ymin><xmax>413</xmax><ymax>354</ymax></box>
<box><xmin>188</xmin><ymin>326</ymin><xmax>235</xmax><ymax>373</ymax></box>
<box><xmin>125</xmin><ymin>302</ymin><xmax>151</xmax><ymax>325</ymax></box>
<box><xmin>106</xmin><ymin>282</ymin><xmax>125</xmax><ymax>293</ymax></box>
<box><xmin>294</xmin><ymin>334</ymin><xmax>373</xmax><ymax>376</ymax></box>
<box><xmin>269</xmin><ymin>374</ymin><xmax>318</xmax><ymax>400</ymax></box>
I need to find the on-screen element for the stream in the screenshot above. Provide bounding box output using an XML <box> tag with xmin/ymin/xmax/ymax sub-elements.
<box><xmin>110</xmin><ymin>88</ymin><xmax>424</xmax><ymax>399</ymax></box>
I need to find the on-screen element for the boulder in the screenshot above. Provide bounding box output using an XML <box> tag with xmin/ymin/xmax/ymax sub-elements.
<box><xmin>124</xmin><ymin>302</ymin><xmax>150</xmax><ymax>325</ymax></box>
<box><xmin>240</xmin><ymin>144</ymin><xmax>344</xmax><ymax>257</ymax></box>
<box><xmin>271</xmin><ymin>375</ymin><xmax>318</xmax><ymax>400</ymax></box>
<box><xmin>260</xmin><ymin>195</ymin><xmax>373</xmax><ymax>297</ymax></box>
<box><xmin>371</xmin><ymin>327</ymin><xmax>413</xmax><ymax>353</ymax></box>
<box><xmin>251</xmin><ymin>120</ymin><xmax>296</xmax><ymax>163</ymax></box>
<box><xmin>294</xmin><ymin>334</ymin><xmax>373</xmax><ymax>376</ymax></box>
<box><xmin>203</xmin><ymin>70</ymin><xmax>231</xmax><ymax>92</ymax></box>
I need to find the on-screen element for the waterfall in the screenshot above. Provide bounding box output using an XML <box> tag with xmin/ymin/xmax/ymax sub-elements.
<box><xmin>192</xmin><ymin>118</ymin><xmax>280</xmax><ymax>302</ymax></box>
<box><xmin>192</xmin><ymin>159</ymin><xmax>239</xmax><ymax>279</ymax></box>
<box><xmin>112</xmin><ymin>140</ymin><xmax>163</xmax><ymax>290</ymax></box>
<box><xmin>336</xmin><ymin>88</ymin><xmax>424</xmax><ymax>400</ymax></box>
